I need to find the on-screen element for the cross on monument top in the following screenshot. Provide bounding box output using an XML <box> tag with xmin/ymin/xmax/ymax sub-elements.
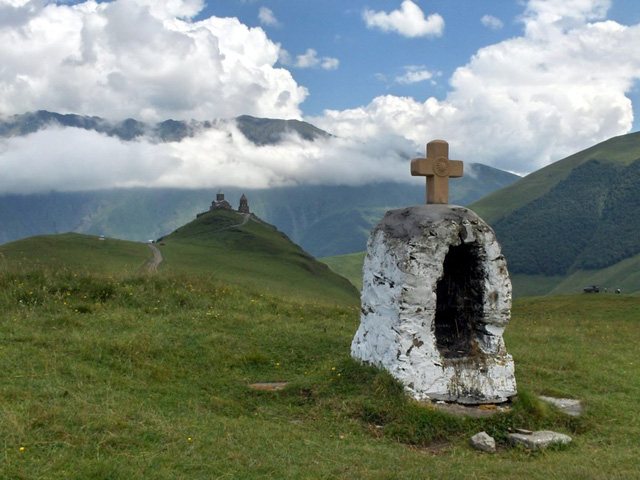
<box><xmin>411</xmin><ymin>140</ymin><xmax>463</xmax><ymax>204</ymax></box>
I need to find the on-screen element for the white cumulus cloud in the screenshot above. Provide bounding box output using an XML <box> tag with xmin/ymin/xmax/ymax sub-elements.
<box><xmin>481</xmin><ymin>15</ymin><xmax>504</xmax><ymax>30</ymax></box>
<box><xmin>0</xmin><ymin>122</ymin><xmax>416</xmax><ymax>193</ymax></box>
<box><xmin>0</xmin><ymin>127</ymin><xmax>179</xmax><ymax>193</ymax></box>
<box><xmin>395</xmin><ymin>66</ymin><xmax>435</xmax><ymax>85</ymax></box>
<box><xmin>313</xmin><ymin>0</ymin><xmax>640</xmax><ymax>175</ymax></box>
<box><xmin>258</xmin><ymin>6</ymin><xmax>279</xmax><ymax>27</ymax></box>
<box><xmin>1</xmin><ymin>0</ymin><xmax>640</xmax><ymax>194</ymax></box>
<box><xmin>363</xmin><ymin>0</ymin><xmax>444</xmax><ymax>38</ymax></box>
<box><xmin>0</xmin><ymin>0</ymin><xmax>306</xmax><ymax>121</ymax></box>
<box><xmin>280</xmin><ymin>48</ymin><xmax>339</xmax><ymax>70</ymax></box>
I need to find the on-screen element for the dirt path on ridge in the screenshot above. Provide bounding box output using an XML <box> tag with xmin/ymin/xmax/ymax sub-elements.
<box><xmin>215</xmin><ymin>213</ymin><xmax>251</xmax><ymax>232</ymax></box>
<box><xmin>146</xmin><ymin>243</ymin><xmax>163</xmax><ymax>272</ymax></box>
<box><xmin>144</xmin><ymin>213</ymin><xmax>252</xmax><ymax>272</ymax></box>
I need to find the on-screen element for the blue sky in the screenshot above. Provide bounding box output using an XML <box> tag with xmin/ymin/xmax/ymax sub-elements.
<box><xmin>200</xmin><ymin>1</ymin><xmax>530</xmax><ymax>115</ymax></box>
<box><xmin>199</xmin><ymin>0</ymin><xmax>640</xmax><ymax>127</ymax></box>
<box><xmin>1</xmin><ymin>0</ymin><xmax>640</xmax><ymax>192</ymax></box>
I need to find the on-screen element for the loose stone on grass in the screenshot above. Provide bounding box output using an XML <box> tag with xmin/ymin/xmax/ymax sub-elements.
<box><xmin>470</xmin><ymin>432</ymin><xmax>496</xmax><ymax>453</ymax></box>
<box><xmin>539</xmin><ymin>396</ymin><xmax>582</xmax><ymax>416</ymax></box>
<box><xmin>507</xmin><ymin>430</ymin><xmax>572</xmax><ymax>451</ymax></box>
<box><xmin>249</xmin><ymin>382</ymin><xmax>288</xmax><ymax>391</ymax></box>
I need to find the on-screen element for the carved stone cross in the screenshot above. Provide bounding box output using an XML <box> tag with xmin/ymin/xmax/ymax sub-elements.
<box><xmin>411</xmin><ymin>140</ymin><xmax>463</xmax><ymax>204</ymax></box>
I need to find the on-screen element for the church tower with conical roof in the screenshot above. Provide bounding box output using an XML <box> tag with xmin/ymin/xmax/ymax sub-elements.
<box><xmin>238</xmin><ymin>194</ymin><xmax>250</xmax><ymax>214</ymax></box>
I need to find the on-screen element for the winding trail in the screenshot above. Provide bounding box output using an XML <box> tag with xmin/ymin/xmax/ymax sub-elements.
<box><xmin>214</xmin><ymin>212</ymin><xmax>251</xmax><ymax>232</ymax></box>
<box><xmin>145</xmin><ymin>213</ymin><xmax>254</xmax><ymax>273</ymax></box>
<box><xmin>146</xmin><ymin>243</ymin><xmax>163</xmax><ymax>273</ymax></box>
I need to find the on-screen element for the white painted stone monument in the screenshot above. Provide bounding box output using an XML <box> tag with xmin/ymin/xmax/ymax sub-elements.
<box><xmin>351</xmin><ymin>140</ymin><xmax>517</xmax><ymax>404</ymax></box>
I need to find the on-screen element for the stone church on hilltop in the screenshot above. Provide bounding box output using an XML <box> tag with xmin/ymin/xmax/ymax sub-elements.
<box><xmin>196</xmin><ymin>193</ymin><xmax>250</xmax><ymax>218</ymax></box>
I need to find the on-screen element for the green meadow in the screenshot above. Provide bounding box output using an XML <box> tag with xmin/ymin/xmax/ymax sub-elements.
<box><xmin>1</xmin><ymin>215</ymin><xmax>639</xmax><ymax>478</ymax></box>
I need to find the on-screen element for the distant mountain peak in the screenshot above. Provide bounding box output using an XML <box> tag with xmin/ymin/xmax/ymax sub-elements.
<box><xmin>0</xmin><ymin>110</ymin><xmax>331</xmax><ymax>146</ymax></box>
<box><xmin>235</xmin><ymin>114</ymin><xmax>331</xmax><ymax>145</ymax></box>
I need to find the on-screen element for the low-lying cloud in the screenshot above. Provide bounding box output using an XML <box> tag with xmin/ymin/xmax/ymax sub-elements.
<box><xmin>0</xmin><ymin>122</ymin><xmax>416</xmax><ymax>194</ymax></box>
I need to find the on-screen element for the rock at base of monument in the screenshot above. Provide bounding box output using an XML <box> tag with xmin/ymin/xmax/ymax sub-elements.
<box><xmin>431</xmin><ymin>401</ymin><xmax>511</xmax><ymax>418</ymax></box>
<box><xmin>470</xmin><ymin>431</ymin><xmax>496</xmax><ymax>453</ymax></box>
<box><xmin>352</xmin><ymin>205</ymin><xmax>517</xmax><ymax>404</ymax></box>
<box><xmin>507</xmin><ymin>430</ymin><xmax>572</xmax><ymax>451</ymax></box>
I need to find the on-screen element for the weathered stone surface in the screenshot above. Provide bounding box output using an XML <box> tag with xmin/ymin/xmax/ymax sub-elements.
<box><xmin>539</xmin><ymin>396</ymin><xmax>582</xmax><ymax>416</ymax></box>
<box><xmin>470</xmin><ymin>431</ymin><xmax>496</xmax><ymax>453</ymax></box>
<box><xmin>432</xmin><ymin>402</ymin><xmax>511</xmax><ymax>418</ymax></box>
<box><xmin>508</xmin><ymin>430</ymin><xmax>572</xmax><ymax>450</ymax></box>
<box><xmin>351</xmin><ymin>205</ymin><xmax>516</xmax><ymax>404</ymax></box>
<box><xmin>249</xmin><ymin>382</ymin><xmax>288</xmax><ymax>391</ymax></box>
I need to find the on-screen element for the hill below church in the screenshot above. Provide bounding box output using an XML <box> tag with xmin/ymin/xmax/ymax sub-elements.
<box><xmin>157</xmin><ymin>208</ymin><xmax>358</xmax><ymax>303</ymax></box>
<box><xmin>0</xmin><ymin>208</ymin><xmax>358</xmax><ymax>304</ymax></box>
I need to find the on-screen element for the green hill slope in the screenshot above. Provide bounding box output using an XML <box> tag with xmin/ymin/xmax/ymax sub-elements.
<box><xmin>472</xmin><ymin>131</ymin><xmax>640</xmax><ymax>224</ymax></box>
<box><xmin>468</xmin><ymin>131</ymin><xmax>640</xmax><ymax>296</ymax></box>
<box><xmin>0</xmin><ymin>232</ymin><xmax>151</xmax><ymax>274</ymax></box>
<box><xmin>0</xmin><ymin>211</ymin><xmax>359</xmax><ymax>305</ymax></box>
<box><xmin>320</xmin><ymin>251</ymin><xmax>366</xmax><ymax>290</ymax></box>
<box><xmin>157</xmin><ymin>209</ymin><xmax>358</xmax><ymax>304</ymax></box>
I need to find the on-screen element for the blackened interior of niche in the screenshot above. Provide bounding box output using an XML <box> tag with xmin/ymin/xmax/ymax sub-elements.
<box><xmin>434</xmin><ymin>243</ymin><xmax>485</xmax><ymax>358</ymax></box>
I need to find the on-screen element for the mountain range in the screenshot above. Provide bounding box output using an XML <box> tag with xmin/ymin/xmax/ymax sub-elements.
<box><xmin>0</xmin><ymin>111</ymin><xmax>519</xmax><ymax>257</ymax></box>
<box><xmin>0</xmin><ymin>110</ymin><xmax>330</xmax><ymax>144</ymax></box>
<box><xmin>4</xmin><ymin>110</ymin><xmax>638</xmax><ymax>297</ymax></box>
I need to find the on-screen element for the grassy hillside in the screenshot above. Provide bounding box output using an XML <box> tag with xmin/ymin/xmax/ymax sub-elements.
<box><xmin>320</xmin><ymin>251</ymin><xmax>367</xmax><ymax>290</ymax></box>
<box><xmin>545</xmin><ymin>252</ymin><xmax>640</xmax><ymax>296</ymax></box>
<box><xmin>157</xmin><ymin>209</ymin><xmax>358</xmax><ymax>304</ymax></box>
<box><xmin>0</xmin><ymin>211</ymin><xmax>359</xmax><ymax>306</ymax></box>
<box><xmin>466</xmin><ymin>131</ymin><xmax>640</xmax><ymax>296</ymax></box>
<box><xmin>488</xmin><ymin>159</ymin><xmax>636</xmax><ymax>276</ymax></box>
<box><xmin>508</xmin><ymin>253</ymin><xmax>640</xmax><ymax>298</ymax></box>
<box><xmin>472</xmin><ymin>131</ymin><xmax>640</xmax><ymax>224</ymax></box>
<box><xmin>0</xmin><ymin>232</ymin><xmax>150</xmax><ymax>275</ymax></box>
<box><xmin>1</xmin><ymin>252</ymin><xmax>639</xmax><ymax>477</ymax></box>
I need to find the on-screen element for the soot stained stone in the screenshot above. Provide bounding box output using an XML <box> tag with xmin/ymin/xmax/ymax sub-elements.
<box><xmin>351</xmin><ymin>205</ymin><xmax>517</xmax><ymax>404</ymax></box>
<box><xmin>435</xmin><ymin>243</ymin><xmax>485</xmax><ymax>358</ymax></box>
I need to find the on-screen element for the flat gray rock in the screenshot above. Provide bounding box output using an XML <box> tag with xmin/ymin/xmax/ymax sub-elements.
<box><xmin>508</xmin><ymin>430</ymin><xmax>572</xmax><ymax>450</ymax></box>
<box><xmin>539</xmin><ymin>396</ymin><xmax>582</xmax><ymax>416</ymax></box>
<box><xmin>470</xmin><ymin>431</ymin><xmax>496</xmax><ymax>453</ymax></box>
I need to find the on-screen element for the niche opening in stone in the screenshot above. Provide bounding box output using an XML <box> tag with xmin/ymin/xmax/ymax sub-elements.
<box><xmin>434</xmin><ymin>243</ymin><xmax>485</xmax><ymax>358</ymax></box>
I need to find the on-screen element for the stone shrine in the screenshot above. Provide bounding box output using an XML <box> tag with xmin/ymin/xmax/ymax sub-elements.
<box><xmin>351</xmin><ymin>140</ymin><xmax>516</xmax><ymax>404</ymax></box>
